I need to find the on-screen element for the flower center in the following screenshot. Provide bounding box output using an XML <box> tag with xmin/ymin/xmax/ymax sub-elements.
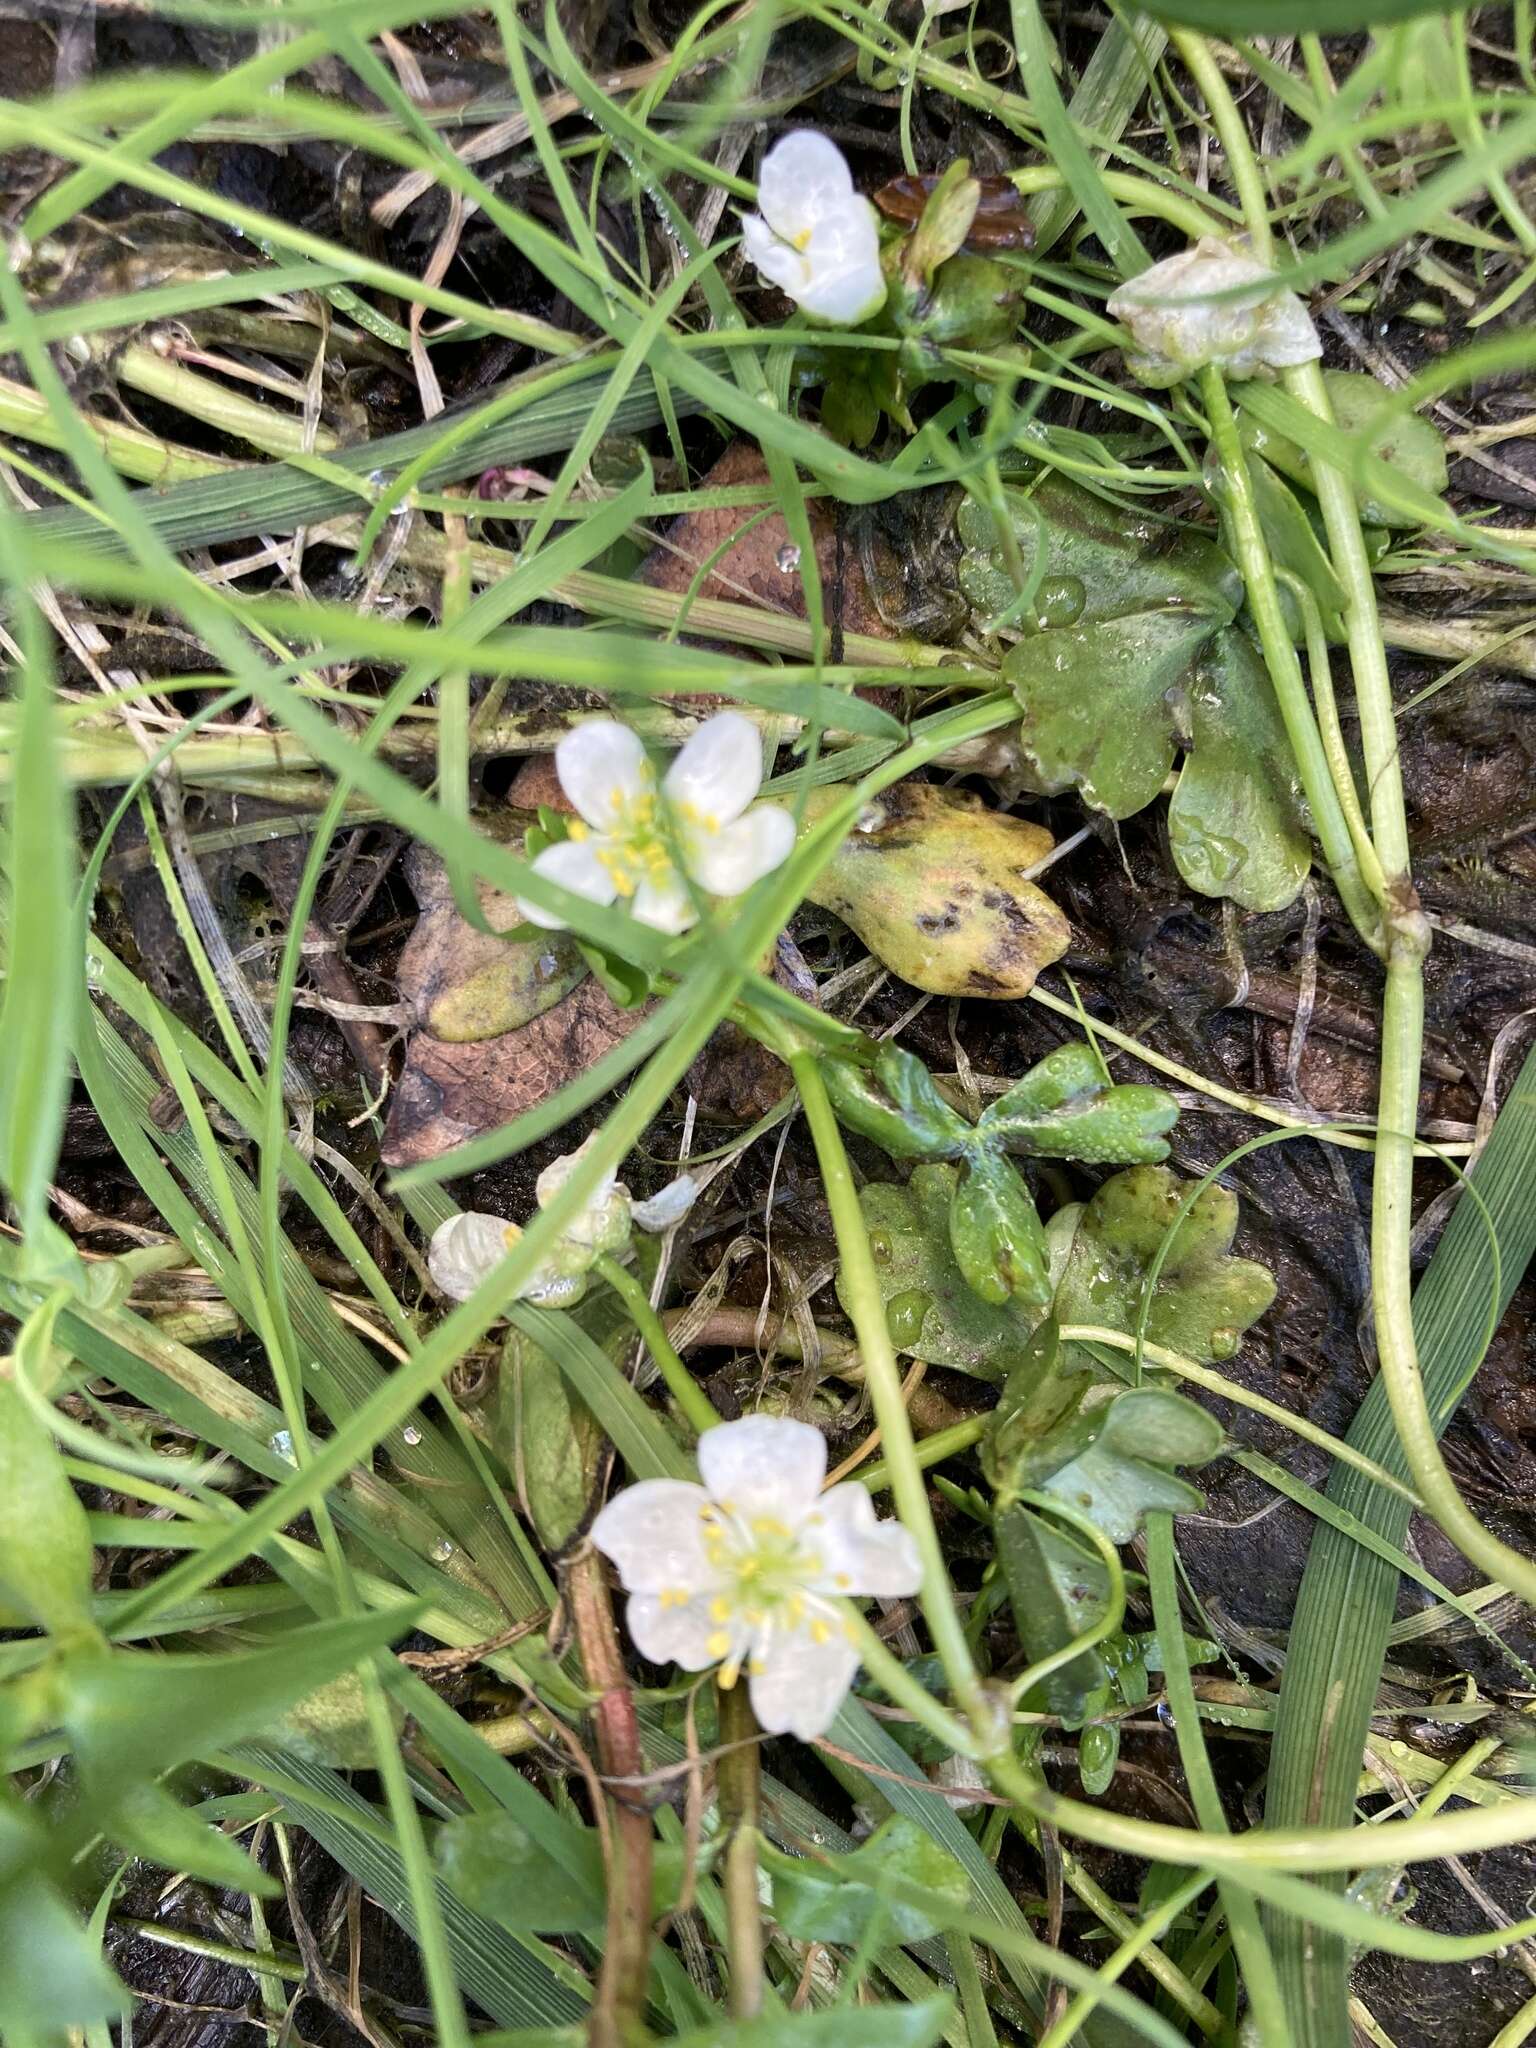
<box><xmin>569</xmin><ymin>782</ymin><xmax>720</xmax><ymax>900</ymax></box>
<box><xmin>696</xmin><ymin>1504</ymin><xmax>841</xmax><ymax>1676</ymax></box>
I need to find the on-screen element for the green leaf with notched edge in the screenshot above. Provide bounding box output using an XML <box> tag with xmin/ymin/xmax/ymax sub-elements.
<box><xmin>1168</xmin><ymin>627</ymin><xmax>1312</xmax><ymax>912</ymax></box>
<box><xmin>822</xmin><ymin>1043</ymin><xmax>972</xmax><ymax>1161</ymax></box>
<box><xmin>1053</xmin><ymin>1163</ymin><xmax>1278</xmax><ymax>1365</ymax></box>
<box><xmin>766</xmin><ymin>1816</ymin><xmax>970</xmax><ymax>1947</ymax></box>
<box><xmin>978</xmin><ymin>1042</ymin><xmax>1178</xmax><ymax>1164</ymax></box>
<box><xmin>949</xmin><ymin>1149</ymin><xmax>1052</xmax><ymax>1309</ymax></box>
<box><xmin>1238</xmin><ymin>367</ymin><xmax>1448</xmax><ymax>527</ymax></box>
<box><xmin>1006</xmin><ymin>606</ymin><xmax>1227</xmax><ymax>817</ymax></box>
<box><xmin>841</xmin><ymin>1165</ymin><xmax>1044</xmax><ymax>1378</ymax></box>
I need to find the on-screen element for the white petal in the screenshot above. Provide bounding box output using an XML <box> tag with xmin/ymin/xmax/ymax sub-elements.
<box><xmin>748</xmin><ymin>1621</ymin><xmax>860</xmax><ymax>1739</ymax></box>
<box><xmin>698</xmin><ymin>1415</ymin><xmax>826</xmax><ymax>1521</ymax></box>
<box><xmin>632</xmin><ymin>874</ymin><xmax>697</xmax><ymax>933</ymax></box>
<box><xmin>591</xmin><ymin>1479</ymin><xmax>719</xmax><ymax>1594</ymax></box>
<box><xmin>625</xmin><ymin>1592</ymin><xmax>730</xmax><ymax>1671</ymax></box>
<box><xmin>689</xmin><ymin>805</ymin><xmax>796</xmax><ymax>898</ymax></box>
<box><xmin>805</xmin><ymin>1485</ymin><xmax>924</xmax><ymax>1597</ymax></box>
<box><xmin>631</xmin><ymin>1174</ymin><xmax>698</xmax><ymax>1234</ymax></box>
<box><xmin>794</xmin><ymin>207</ymin><xmax>886</xmax><ymax>325</ymax></box>
<box><xmin>742</xmin><ymin>212</ymin><xmax>811</xmax><ymax>298</ymax></box>
<box><xmin>663</xmin><ymin>710</ymin><xmax>764</xmax><ymax>825</ymax></box>
<box><xmin>518</xmin><ymin>837</ymin><xmax>617</xmax><ymax>930</ymax></box>
<box><xmin>428</xmin><ymin>1211</ymin><xmax>516</xmax><ymax>1302</ymax></box>
<box><xmin>757</xmin><ymin>131</ymin><xmax>857</xmax><ymax>239</ymax></box>
<box><xmin>535</xmin><ymin>1133</ymin><xmax>619</xmax><ymax>1226</ymax></box>
<box><xmin>554</xmin><ymin>719</ymin><xmax>651</xmax><ymax>831</ymax></box>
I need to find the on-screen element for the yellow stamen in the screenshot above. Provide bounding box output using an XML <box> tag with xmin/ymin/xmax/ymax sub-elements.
<box><xmin>707</xmin><ymin>1630</ymin><xmax>732</xmax><ymax>1660</ymax></box>
<box><xmin>501</xmin><ymin>1222</ymin><xmax>523</xmax><ymax>1251</ymax></box>
<box><xmin>566</xmin><ymin>820</ymin><xmax>588</xmax><ymax>842</ymax></box>
<box><xmin>709</xmin><ymin>1595</ymin><xmax>733</xmax><ymax>1623</ymax></box>
<box><xmin>810</xmin><ymin>1618</ymin><xmax>833</xmax><ymax>1645</ymax></box>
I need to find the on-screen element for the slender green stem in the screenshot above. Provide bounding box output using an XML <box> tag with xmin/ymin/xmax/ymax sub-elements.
<box><xmin>1199</xmin><ymin>364</ymin><xmax>1385</xmax><ymax>953</ymax></box>
<box><xmin>717</xmin><ymin>1678</ymin><xmax>766</xmax><ymax>2021</ymax></box>
<box><xmin>789</xmin><ymin>1050</ymin><xmax>988</xmax><ymax>1729</ymax></box>
<box><xmin>595</xmin><ymin>1254</ymin><xmax>722</xmax><ymax>1438</ymax></box>
<box><xmin>1278</xmin><ymin>568</ymin><xmax>1386</xmax><ymax>900</ymax></box>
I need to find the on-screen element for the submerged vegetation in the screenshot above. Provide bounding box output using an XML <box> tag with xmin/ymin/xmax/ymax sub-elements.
<box><xmin>3</xmin><ymin>2</ymin><xmax>1536</xmax><ymax>2044</ymax></box>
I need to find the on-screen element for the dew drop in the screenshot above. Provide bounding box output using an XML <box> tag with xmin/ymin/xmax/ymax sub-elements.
<box><xmin>268</xmin><ymin>1429</ymin><xmax>296</xmax><ymax>1465</ymax></box>
<box><xmin>402</xmin><ymin>1424</ymin><xmax>422</xmax><ymax>1446</ymax></box>
<box><xmin>775</xmin><ymin>543</ymin><xmax>801</xmax><ymax>574</ymax></box>
<box><xmin>431</xmin><ymin>1537</ymin><xmax>455</xmax><ymax>1562</ymax></box>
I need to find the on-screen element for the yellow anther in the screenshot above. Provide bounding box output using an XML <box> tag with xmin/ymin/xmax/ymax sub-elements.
<box><xmin>749</xmin><ymin>1656</ymin><xmax>766</xmax><ymax>1677</ymax></box>
<box><xmin>810</xmin><ymin>1618</ymin><xmax>833</xmax><ymax>1645</ymax></box>
<box><xmin>566</xmin><ymin>820</ymin><xmax>588</xmax><ymax>842</ymax></box>
<box><xmin>737</xmin><ymin>1556</ymin><xmax>759</xmax><ymax>1579</ymax></box>
<box><xmin>709</xmin><ymin>1595</ymin><xmax>733</xmax><ymax>1623</ymax></box>
<box><xmin>751</xmin><ymin>1516</ymin><xmax>791</xmax><ymax>1540</ymax></box>
<box><xmin>707</xmin><ymin>1630</ymin><xmax>732</xmax><ymax>1660</ymax></box>
<box><xmin>834</xmin><ymin>1572</ymin><xmax>851</xmax><ymax>1589</ymax></box>
<box><xmin>660</xmin><ymin>1588</ymin><xmax>687</xmax><ymax>1610</ymax></box>
<box><xmin>501</xmin><ymin>1221</ymin><xmax>523</xmax><ymax>1251</ymax></box>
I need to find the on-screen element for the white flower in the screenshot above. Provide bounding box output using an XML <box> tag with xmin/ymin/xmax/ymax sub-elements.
<box><xmin>427</xmin><ymin>1137</ymin><xmax>695</xmax><ymax>1306</ymax></box>
<box><xmin>740</xmin><ymin>131</ymin><xmax>887</xmax><ymax>327</ymax></box>
<box><xmin>519</xmin><ymin>712</ymin><xmax>795</xmax><ymax>937</ymax></box>
<box><xmin>1106</xmin><ymin>236</ymin><xmax>1321</xmax><ymax>387</ymax></box>
<box><xmin>591</xmin><ymin>1415</ymin><xmax>922</xmax><ymax>1740</ymax></box>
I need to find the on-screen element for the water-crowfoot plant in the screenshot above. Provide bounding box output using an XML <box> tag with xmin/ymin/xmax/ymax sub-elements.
<box><xmin>591</xmin><ymin>1415</ymin><xmax>922</xmax><ymax>1739</ymax></box>
<box><xmin>519</xmin><ymin>710</ymin><xmax>795</xmax><ymax>936</ymax></box>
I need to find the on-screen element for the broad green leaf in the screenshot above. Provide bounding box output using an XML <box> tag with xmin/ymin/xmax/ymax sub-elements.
<box><xmin>767</xmin><ymin>1817</ymin><xmax>969</xmax><ymax>1947</ymax></box>
<box><xmin>1006</xmin><ymin>607</ymin><xmax>1222</xmax><ymax>817</ymax></box>
<box><xmin>436</xmin><ymin>1812</ymin><xmax>604</xmax><ymax>1934</ymax></box>
<box><xmin>109</xmin><ymin>1779</ymin><xmax>280</xmax><ymax>1896</ymax></box>
<box><xmin>1041</xmin><ymin>1387</ymin><xmax>1222</xmax><ymax>1542</ymax></box>
<box><xmin>1167</xmin><ymin>629</ymin><xmax>1312</xmax><ymax>912</ymax></box>
<box><xmin>672</xmin><ymin>2000</ymin><xmax>954</xmax><ymax>2048</ymax></box>
<box><xmin>822</xmin><ymin>1043</ymin><xmax>972</xmax><ymax>1161</ymax></box>
<box><xmin>949</xmin><ymin>1150</ymin><xmax>1052</xmax><ymax>1309</ymax></box>
<box><xmin>275</xmin><ymin>1670</ymin><xmax>396</xmax><ymax>1769</ymax></box>
<box><xmin>957</xmin><ymin>477</ymin><xmax>1242</xmax><ymax>630</ymax></box>
<box><xmin>436</xmin><ymin>1809</ymin><xmax>688</xmax><ymax>1934</ymax></box>
<box><xmin>0</xmin><ymin>1374</ymin><xmax>100</xmax><ymax>1644</ymax></box>
<box><xmin>995</xmin><ymin>1503</ymin><xmax>1114</xmax><ymax>1720</ymax></box>
<box><xmin>978</xmin><ymin>1043</ymin><xmax>1178</xmax><ymax>1164</ymax></box>
<box><xmin>840</xmin><ymin>1166</ymin><xmax>1043</xmax><ymax>1379</ymax></box>
<box><xmin>1238</xmin><ymin>367</ymin><xmax>1448</xmax><ymax>528</ymax></box>
<box><xmin>58</xmin><ymin>1605</ymin><xmax>415</xmax><ymax>1790</ymax></box>
<box><xmin>1054</xmin><ymin>1163</ymin><xmax>1278</xmax><ymax>1364</ymax></box>
<box><xmin>985</xmin><ymin>1320</ymin><xmax>1222</xmax><ymax>1538</ymax></box>
<box><xmin>801</xmin><ymin>781</ymin><xmax>1069</xmax><ymax>1000</ymax></box>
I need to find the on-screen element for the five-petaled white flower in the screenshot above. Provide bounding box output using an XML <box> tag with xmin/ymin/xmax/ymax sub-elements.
<box><xmin>519</xmin><ymin>711</ymin><xmax>795</xmax><ymax>937</ymax></box>
<box><xmin>591</xmin><ymin>1415</ymin><xmax>922</xmax><ymax>1740</ymax></box>
<box><xmin>741</xmin><ymin>131</ymin><xmax>887</xmax><ymax>328</ymax></box>
<box><xmin>428</xmin><ymin>1135</ymin><xmax>697</xmax><ymax>1307</ymax></box>
<box><xmin>1106</xmin><ymin>236</ymin><xmax>1321</xmax><ymax>388</ymax></box>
